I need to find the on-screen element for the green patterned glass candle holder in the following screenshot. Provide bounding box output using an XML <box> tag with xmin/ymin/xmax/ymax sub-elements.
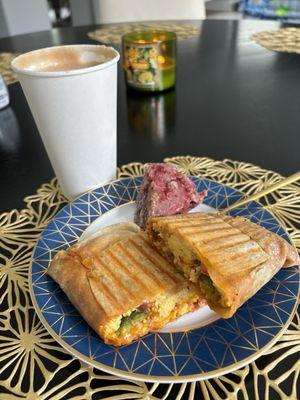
<box><xmin>122</xmin><ymin>30</ymin><xmax>176</xmax><ymax>92</ymax></box>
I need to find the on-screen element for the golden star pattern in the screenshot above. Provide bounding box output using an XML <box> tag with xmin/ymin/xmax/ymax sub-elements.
<box><xmin>0</xmin><ymin>157</ymin><xmax>299</xmax><ymax>399</ymax></box>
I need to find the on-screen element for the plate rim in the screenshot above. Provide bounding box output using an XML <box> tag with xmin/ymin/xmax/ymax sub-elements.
<box><xmin>29</xmin><ymin>176</ymin><xmax>300</xmax><ymax>383</ymax></box>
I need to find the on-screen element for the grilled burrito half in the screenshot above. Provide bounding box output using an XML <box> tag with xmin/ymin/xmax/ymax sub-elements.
<box><xmin>147</xmin><ymin>212</ymin><xmax>299</xmax><ymax>318</ymax></box>
<box><xmin>48</xmin><ymin>226</ymin><xmax>205</xmax><ymax>346</ymax></box>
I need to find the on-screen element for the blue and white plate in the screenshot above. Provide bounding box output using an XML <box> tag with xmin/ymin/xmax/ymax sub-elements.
<box><xmin>30</xmin><ymin>177</ymin><xmax>299</xmax><ymax>383</ymax></box>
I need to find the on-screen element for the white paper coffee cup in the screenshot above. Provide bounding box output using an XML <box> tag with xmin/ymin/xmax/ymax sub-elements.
<box><xmin>12</xmin><ymin>44</ymin><xmax>120</xmax><ymax>199</ymax></box>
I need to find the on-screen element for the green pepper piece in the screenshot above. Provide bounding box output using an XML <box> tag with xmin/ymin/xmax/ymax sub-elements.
<box><xmin>116</xmin><ymin>310</ymin><xmax>146</xmax><ymax>336</ymax></box>
<box><xmin>130</xmin><ymin>310</ymin><xmax>146</xmax><ymax>321</ymax></box>
<box><xmin>198</xmin><ymin>272</ymin><xmax>220</xmax><ymax>304</ymax></box>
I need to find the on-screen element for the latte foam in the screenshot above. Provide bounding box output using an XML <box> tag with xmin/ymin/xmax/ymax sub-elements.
<box><xmin>12</xmin><ymin>45</ymin><xmax>116</xmax><ymax>73</ymax></box>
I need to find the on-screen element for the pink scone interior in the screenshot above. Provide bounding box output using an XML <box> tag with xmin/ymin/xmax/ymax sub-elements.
<box><xmin>134</xmin><ymin>163</ymin><xmax>206</xmax><ymax>229</ymax></box>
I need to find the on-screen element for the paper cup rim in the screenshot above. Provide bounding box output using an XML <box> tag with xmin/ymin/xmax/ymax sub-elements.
<box><xmin>11</xmin><ymin>44</ymin><xmax>120</xmax><ymax>77</ymax></box>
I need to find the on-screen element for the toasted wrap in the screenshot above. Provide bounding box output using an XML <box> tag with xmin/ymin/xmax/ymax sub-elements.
<box><xmin>48</xmin><ymin>224</ymin><xmax>205</xmax><ymax>346</ymax></box>
<box><xmin>147</xmin><ymin>212</ymin><xmax>299</xmax><ymax>318</ymax></box>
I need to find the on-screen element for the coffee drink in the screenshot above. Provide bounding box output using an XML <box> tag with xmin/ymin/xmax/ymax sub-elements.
<box><xmin>11</xmin><ymin>44</ymin><xmax>120</xmax><ymax>199</ymax></box>
<box><xmin>13</xmin><ymin>45</ymin><xmax>115</xmax><ymax>73</ymax></box>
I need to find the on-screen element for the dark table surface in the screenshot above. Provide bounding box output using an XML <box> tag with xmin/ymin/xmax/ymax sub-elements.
<box><xmin>0</xmin><ymin>18</ymin><xmax>299</xmax><ymax>399</ymax></box>
<box><xmin>1</xmin><ymin>19</ymin><xmax>300</xmax><ymax>213</ymax></box>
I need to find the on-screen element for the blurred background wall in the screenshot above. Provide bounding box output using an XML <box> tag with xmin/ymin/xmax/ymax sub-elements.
<box><xmin>1</xmin><ymin>0</ymin><xmax>299</xmax><ymax>39</ymax></box>
<box><xmin>69</xmin><ymin>0</ymin><xmax>94</xmax><ymax>26</ymax></box>
<box><xmin>0</xmin><ymin>0</ymin><xmax>50</xmax><ymax>38</ymax></box>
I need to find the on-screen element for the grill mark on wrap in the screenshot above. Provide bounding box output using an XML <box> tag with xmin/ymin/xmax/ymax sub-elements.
<box><xmin>114</xmin><ymin>239</ymin><xmax>169</xmax><ymax>292</ymax></box>
<box><xmin>94</xmin><ymin>255</ymin><xmax>133</xmax><ymax>302</ymax></box>
<box><xmin>129</xmin><ymin>236</ymin><xmax>181</xmax><ymax>285</ymax></box>
<box><xmin>150</xmin><ymin>212</ymin><xmax>269</xmax><ymax>276</ymax></box>
<box><xmin>87</xmin><ymin>263</ymin><xmax>124</xmax><ymax>315</ymax></box>
<box><xmin>186</xmin><ymin>228</ymin><xmax>244</xmax><ymax>242</ymax></box>
<box><xmin>85</xmin><ymin>233</ymin><xmax>195</xmax><ymax>321</ymax></box>
<box><xmin>155</xmin><ymin>213</ymin><xmax>216</xmax><ymax>223</ymax></box>
<box><xmin>195</xmin><ymin>233</ymin><xmax>250</xmax><ymax>252</ymax></box>
<box><xmin>175</xmin><ymin>222</ymin><xmax>230</xmax><ymax>235</ymax></box>
<box><xmin>125</xmin><ymin>237</ymin><xmax>179</xmax><ymax>287</ymax></box>
<box><xmin>107</xmin><ymin>244</ymin><xmax>156</xmax><ymax>294</ymax></box>
<box><xmin>218</xmin><ymin>214</ymin><xmax>275</xmax><ymax>255</ymax></box>
<box><xmin>164</xmin><ymin>217</ymin><xmax>222</xmax><ymax>228</ymax></box>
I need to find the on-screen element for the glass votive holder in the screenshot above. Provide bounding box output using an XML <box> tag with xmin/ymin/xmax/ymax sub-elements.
<box><xmin>122</xmin><ymin>30</ymin><xmax>176</xmax><ymax>93</ymax></box>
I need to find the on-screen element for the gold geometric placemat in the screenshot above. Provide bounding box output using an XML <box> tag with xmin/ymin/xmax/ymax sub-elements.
<box><xmin>0</xmin><ymin>156</ymin><xmax>299</xmax><ymax>399</ymax></box>
<box><xmin>0</xmin><ymin>52</ymin><xmax>19</xmax><ymax>85</ymax></box>
<box><xmin>88</xmin><ymin>22</ymin><xmax>200</xmax><ymax>44</ymax></box>
<box><xmin>251</xmin><ymin>27</ymin><xmax>300</xmax><ymax>53</ymax></box>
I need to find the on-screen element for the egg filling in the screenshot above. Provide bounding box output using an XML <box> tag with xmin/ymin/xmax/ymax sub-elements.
<box><xmin>99</xmin><ymin>287</ymin><xmax>200</xmax><ymax>346</ymax></box>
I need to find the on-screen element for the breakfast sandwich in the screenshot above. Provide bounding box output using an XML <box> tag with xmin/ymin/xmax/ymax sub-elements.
<box><xmin>48</xmin><ymin>224</ymin><xmax>205</xmax><ymax>346</ymax></box>
<box><xmin>147</xmin><ymin>212</ymin><xmax>299</xmax><ymax>318</ymax></box>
